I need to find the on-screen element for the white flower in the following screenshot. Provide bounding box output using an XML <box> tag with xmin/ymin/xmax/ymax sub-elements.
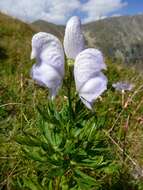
<box><xmin>30</xmin><ymin>17</ymin><xmax>108</xmax><ymax>110</ymax></box>
<box><xmin>64</xmin><ymin>16</ymin><xmax>85</xmax><ymax>59</ymax></box>
<box><xmin>30</xmin><ymin>32</ymin><xmax>65</xmax><ymax>99</ymax></box>
<box><xmin>74</xmin><ymin>48</ymin><xmax>108</xmax><ymax>109</ymax></box>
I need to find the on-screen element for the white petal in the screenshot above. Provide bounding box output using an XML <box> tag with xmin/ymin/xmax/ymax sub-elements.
<box><xmin>31</xmin><ymin>63</ymin><xmax>62</xmax><ymax>99</ymax></box>
<box><xmin>80</xmin><ymin>97</ymin><xmax>93</xmax><ymax>110</ymax></box>
<box><xmin>74</xmin><ymin>48</ymin><xmax>108</xmax><ymax>109</ymax></box>
<box><xmin>31</xmin><ymin>32</ymin><xmax>63</xmax><ymax>55</ymax></box>
<box><xmin>30</xmin><ymin>32</ymin><xmax>65</xmax><ymax>98</ymax></box>
<box><xmin>79</xmin><ymin>73</ymin><xmax>107</xmax><ymax>109</ymax></box>
<box><xmin>75</xmin><ymin>48</ymin><xmax>106</xmax><ymax>74</ymax></box>
<box><xmin>64</xmin><ymin>16</ymin><xmax>85</xmax><ymax>59</ymax></box>
<box><xmin>74</xmin><ymin>48</ymin><xmax>107</xmax><ymax>91</ymax></box>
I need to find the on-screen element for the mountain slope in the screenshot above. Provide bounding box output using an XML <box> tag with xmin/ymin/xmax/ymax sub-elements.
<box><xmin>0</xmin><ymin>12</ymin><xmax>35</xmax><ymax>116</ymax></box>
<box><xmin>32</xmin><ymin>15</ymin><xmax>143</xmax><ymax>68</ymax></box>
<box><xmin>83</xmin><ymin>15</ymin><xmax>143</xmax><ymax>67</ymax></box>
<box><xmin>31</xmin><ymin>20</ymin><xmax>64</xmax><ymax>39</ymax></box>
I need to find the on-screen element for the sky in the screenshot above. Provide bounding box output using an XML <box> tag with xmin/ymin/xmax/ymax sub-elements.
<box><xmin>0</xmin><ymin>0</ymin><xmax>142</xmax><ymax>24</ymax></box>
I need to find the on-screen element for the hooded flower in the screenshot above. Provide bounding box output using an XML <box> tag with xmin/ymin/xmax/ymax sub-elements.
<box><xmin>30</xmin><ymin>32</ymin><xmax>65</xmax><ymax>99</ymax></box>
<box><xmin>30</xmin><ymin>17</ymin><xmax>108</xmax><ymax>110</ymax></box>
<box><xmin>64</xmin><ymin>16</ymin><xmax>85</xmax><ymax>59</ymax></box>
<box><xmin>74</xmin><ymin>48</ymin><xmax>108</xmax><ymax>109</ymax></box>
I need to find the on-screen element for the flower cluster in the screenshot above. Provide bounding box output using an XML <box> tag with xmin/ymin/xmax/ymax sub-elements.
<box><xmin>30</xmin><ymin>16</ymin><xmax>108</xmax><ymax>109</ymax></box>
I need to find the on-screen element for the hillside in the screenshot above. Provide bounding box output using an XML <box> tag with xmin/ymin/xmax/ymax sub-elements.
<box><xmin>0</xmin><ymin>12</ymin><xmax>36</xmax><ymax>121</ymax></box>
<box><xmin>83</xmin><ymin>14</ymin><xmax>143</xmax><ymax>68</ymax></box>
<box><xmin>0</xmin><ymin>13</ymin><xmax>37</xmax><ymax>188</ymax></box>
<box><xmin>32</xmin><ymin>14</ymin><xmax>143</xmax><ymax>69</ymax></box>
<box><xmin>31</xmin><ymin>20</ymin><xmax>64</xmax><ymax>40</ymax></box>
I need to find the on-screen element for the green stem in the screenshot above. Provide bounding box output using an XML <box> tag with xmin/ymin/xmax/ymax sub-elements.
<box><xmin>55</xmin><ymin>176</ymin><xmax>61</xmax><ymax>190</ymax></box>
<box><xmin>122</xmin><ymin>132</ymin><xmax>126</xmax><ymax>163</ymax></box>
<box><xmin>67</xmin><ymin>65</ymin><xmax>74</xmax><ymax>121</ymax></box>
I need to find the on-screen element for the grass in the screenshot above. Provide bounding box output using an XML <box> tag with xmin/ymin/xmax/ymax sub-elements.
<box><xmin>0</xmin><ymin>13</ymin><xmax>143</xmax><ymax>189</ymax></box>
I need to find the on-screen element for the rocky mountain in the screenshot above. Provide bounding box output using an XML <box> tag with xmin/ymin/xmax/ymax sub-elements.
<box><xmin>32</xmin><ymin>14</ymin><xmax>143</xmax><ymax>69</ymax></box>
<box><xmin>83</xmin><ymin>15</ymin><xmax>143</xmax><ymax>67</ymax></box>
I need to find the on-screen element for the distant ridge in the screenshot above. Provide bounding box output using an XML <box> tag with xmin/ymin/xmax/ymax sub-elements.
<box><xmin>31</xmin><ymin>20</ymin><xmax>64</xmax><ymax>40</ymax></box>
<box><xmin>83</xmin><ymin>14</ymin><xmax>143</xmax><ymax>67</ymax></box>
<box><xmin>32</xmin><ymin>14</ymin><xmax>143</xmax><ymax>69</ymax></box>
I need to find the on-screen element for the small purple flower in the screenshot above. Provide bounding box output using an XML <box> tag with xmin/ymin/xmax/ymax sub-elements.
<box><xmin>30</xmin><ymin>32</ymin><xmax>65</xmax><ymax>99</ymax></box>
<box><xmin>112</xmin><ymin>82</ymin><xmax>134</xmax><ymax>92</ymax></box>
<box><xmin>64</xmin><ymin>16</ymin><xmax>85</xmax><ymax>59</ymax></box>
<box><xmin>74</xmin><ymin>48</ymin><xmax>108</xmax><ymax>110</ymax></box>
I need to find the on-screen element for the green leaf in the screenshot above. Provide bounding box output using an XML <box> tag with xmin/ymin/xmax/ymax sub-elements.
<box><xmin>47</xmin><ymin>167</ymin><xmax>65</xmax><ymax>178</ymax></box>
<box><xmin>74</xmin><ymin>169</ymin><xmax>99</xmax><ymax>189</ymax></box>
<box><xmin>16</xmin><ymin>134</ymin><xmax>43</xmax><ymax>147</ymax></box>
<box><xmin>22</xmin><ymin>147</ymin><xmax>48</xmax><ymax>162</ymax></box>
<box><xmin>23</xmin><ymin>178</ymin><xmax>43</xmax><ymax>190</ymax></box>
<box><xmin>48</xmin><ymin>180</ymin><xmax>53</xmax><ymax>190</ymax></box>
<box><xmin>102</xmin><ymin>162</ymin><xmax>121</xmax><ymax>174</ymax></box>
<box><xmin>37</xmin><ymin>105</ymin><xmax>60</xmax><ymax>126</ymax></box>
<box><xmin>60</xmin><ymin>176</ymin><xmax>69</xmax><ymax>190</ymax></box>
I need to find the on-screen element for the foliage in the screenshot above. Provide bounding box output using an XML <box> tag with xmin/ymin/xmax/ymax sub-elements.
<box><xmin>15</xmin><ymin>100</ymin><xmax>119</xmax><ymax>189</ymax></box>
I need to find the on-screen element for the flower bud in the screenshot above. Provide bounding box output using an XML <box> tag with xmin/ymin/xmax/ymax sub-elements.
<box><xmin>64</xmin><ymin>16</ymin><xmax>85</xmax><ymax>59</ymax></box>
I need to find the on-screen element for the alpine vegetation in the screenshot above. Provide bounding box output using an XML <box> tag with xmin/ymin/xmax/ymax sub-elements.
<box><xmin>30</xmin><ymin>16</ymin><xmax>108</xmax><ymax>109</ymax></box>
<box><xmin>11</xmin><ymin>15</ymin><xmax>143</xmax><ymax>190</ymax></box>
<box><xmin>30</xmin><ymin>32</ymin><xmax>65</xmax><ymax>99</ymax></box>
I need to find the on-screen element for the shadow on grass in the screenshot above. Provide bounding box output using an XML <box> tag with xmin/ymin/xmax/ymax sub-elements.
<box><xmin>0</xmin><ymin>46</ymin><xmax>8</xmax><ymax>60</ymax></box>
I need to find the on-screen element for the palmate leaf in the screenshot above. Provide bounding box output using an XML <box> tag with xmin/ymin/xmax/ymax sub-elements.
<box><xmin>23</xmin><ymin>178</ymin><xmax>44</xmax><ymax>190</ymax></box>
<box><xmin>74</xmin><ymin>169</ymin><xmax>101</xmax><ymax>189</ymax></box>
<box><xmin>22</xmin><ymin>147</ymin><xmax>48</xmax><ymax>162</ymax></box>
<box><xmin>47</xmin><ymin>167</ymin><xmax>65</xmax><ymax>178</ymax></box>
<box><xmin>64</xmin><ymin>139</ymin><xmax>77</xmax><ymax>155</ymax></box>
<box><xmin>44</xmin><ymin>123</ymin><xmax>62</xmax><ymax>148</ymax></box>
<box><xmin>72</xmin><ymin>154</ymin><xmax>109</xmax><ymax>169</ymax></box>
<box><xmin>23</xmin><ymin>147</ymin><xmax>64</xmax><ymax>167</ymax></box>
<box><xmin>16</xmin><ymin>133</ymin><xmax>54</xmax><ymax>154</ymax></box>
<box><xmin>101</xmin><ymin>162</ymin><xmax>121</xmax><ymax>175</ymax></box>
<box><xmin>78</xmin><ymin>156</ymin><xmax>104</xmax><ymax>167</ymax></box>
<box><xmin>60</xmin><ymin>176</ymin><xmax>69</xmax><ymax>190</ymax></box>
<box><xmin>74</xmin><ymin>99</ymin><xmax>95</xmax><ymax>123</ymax></box>
<box><xmin>39</xmin><ymin>120</ymin><xmax>66</xmax><ymax>151</ymax></box>
<box><xmin>37</xmin><ymin>104</ymin><xmax>61</xmax><ymax>126</ymax></box>
<box><xmin>16</xmin><ymin>134</ymin><xmax>44</xmax><ymax>147</ymax></box>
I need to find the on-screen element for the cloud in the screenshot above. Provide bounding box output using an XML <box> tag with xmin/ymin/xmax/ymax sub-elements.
<box><xmin>111</xmin><ymin>14</ymin><xmax>121</xmax><ymax>17</ymax></box>
<box><xmin>81</xmin><ymin>0</ymin><xmax>127</xmax><ymax>23</ymax></box>
<box><xmin>0</xmin><ymin>0</ymin><xmax>80</xmax><ymax>24</ymax></box>
<box><xmin>40</xmin><ymin>0</ymin><xmax>80</xmax><ymax>23</ymax></box>
<box><xmin>0</xmin><ymin>0</ymin><xmax>127</xmax><ymax>24</ymax></box>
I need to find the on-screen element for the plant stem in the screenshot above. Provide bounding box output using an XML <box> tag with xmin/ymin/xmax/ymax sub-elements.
<box><xmin>122</xmin><ymin>132</ymin><xmax>126</xmax><ymax>163</ymax></box>
<box><xmin>104</xmin><ymin>130</ymin><xmax>138</xmax><ymax>167</ymax></box>
<box><xmin>67</xmin><ymin>65</ymin><xmax>74</xmax><ymax>121</ymax></box>
<box><xmin>122</xmin><ymin>90</ymin><xmax>125</xmax><ymax>107</ymax></box>
<box><xmin>55</xmin><ymin>176</ymin><xmax>61</xmax><ymax>190</ymax></box>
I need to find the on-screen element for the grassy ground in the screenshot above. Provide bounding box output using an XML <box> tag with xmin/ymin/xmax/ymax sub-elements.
<box><xmin>0</xmin><ymin>13</ymin><xmax>143</xmax><ymax>189</ymax></box>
